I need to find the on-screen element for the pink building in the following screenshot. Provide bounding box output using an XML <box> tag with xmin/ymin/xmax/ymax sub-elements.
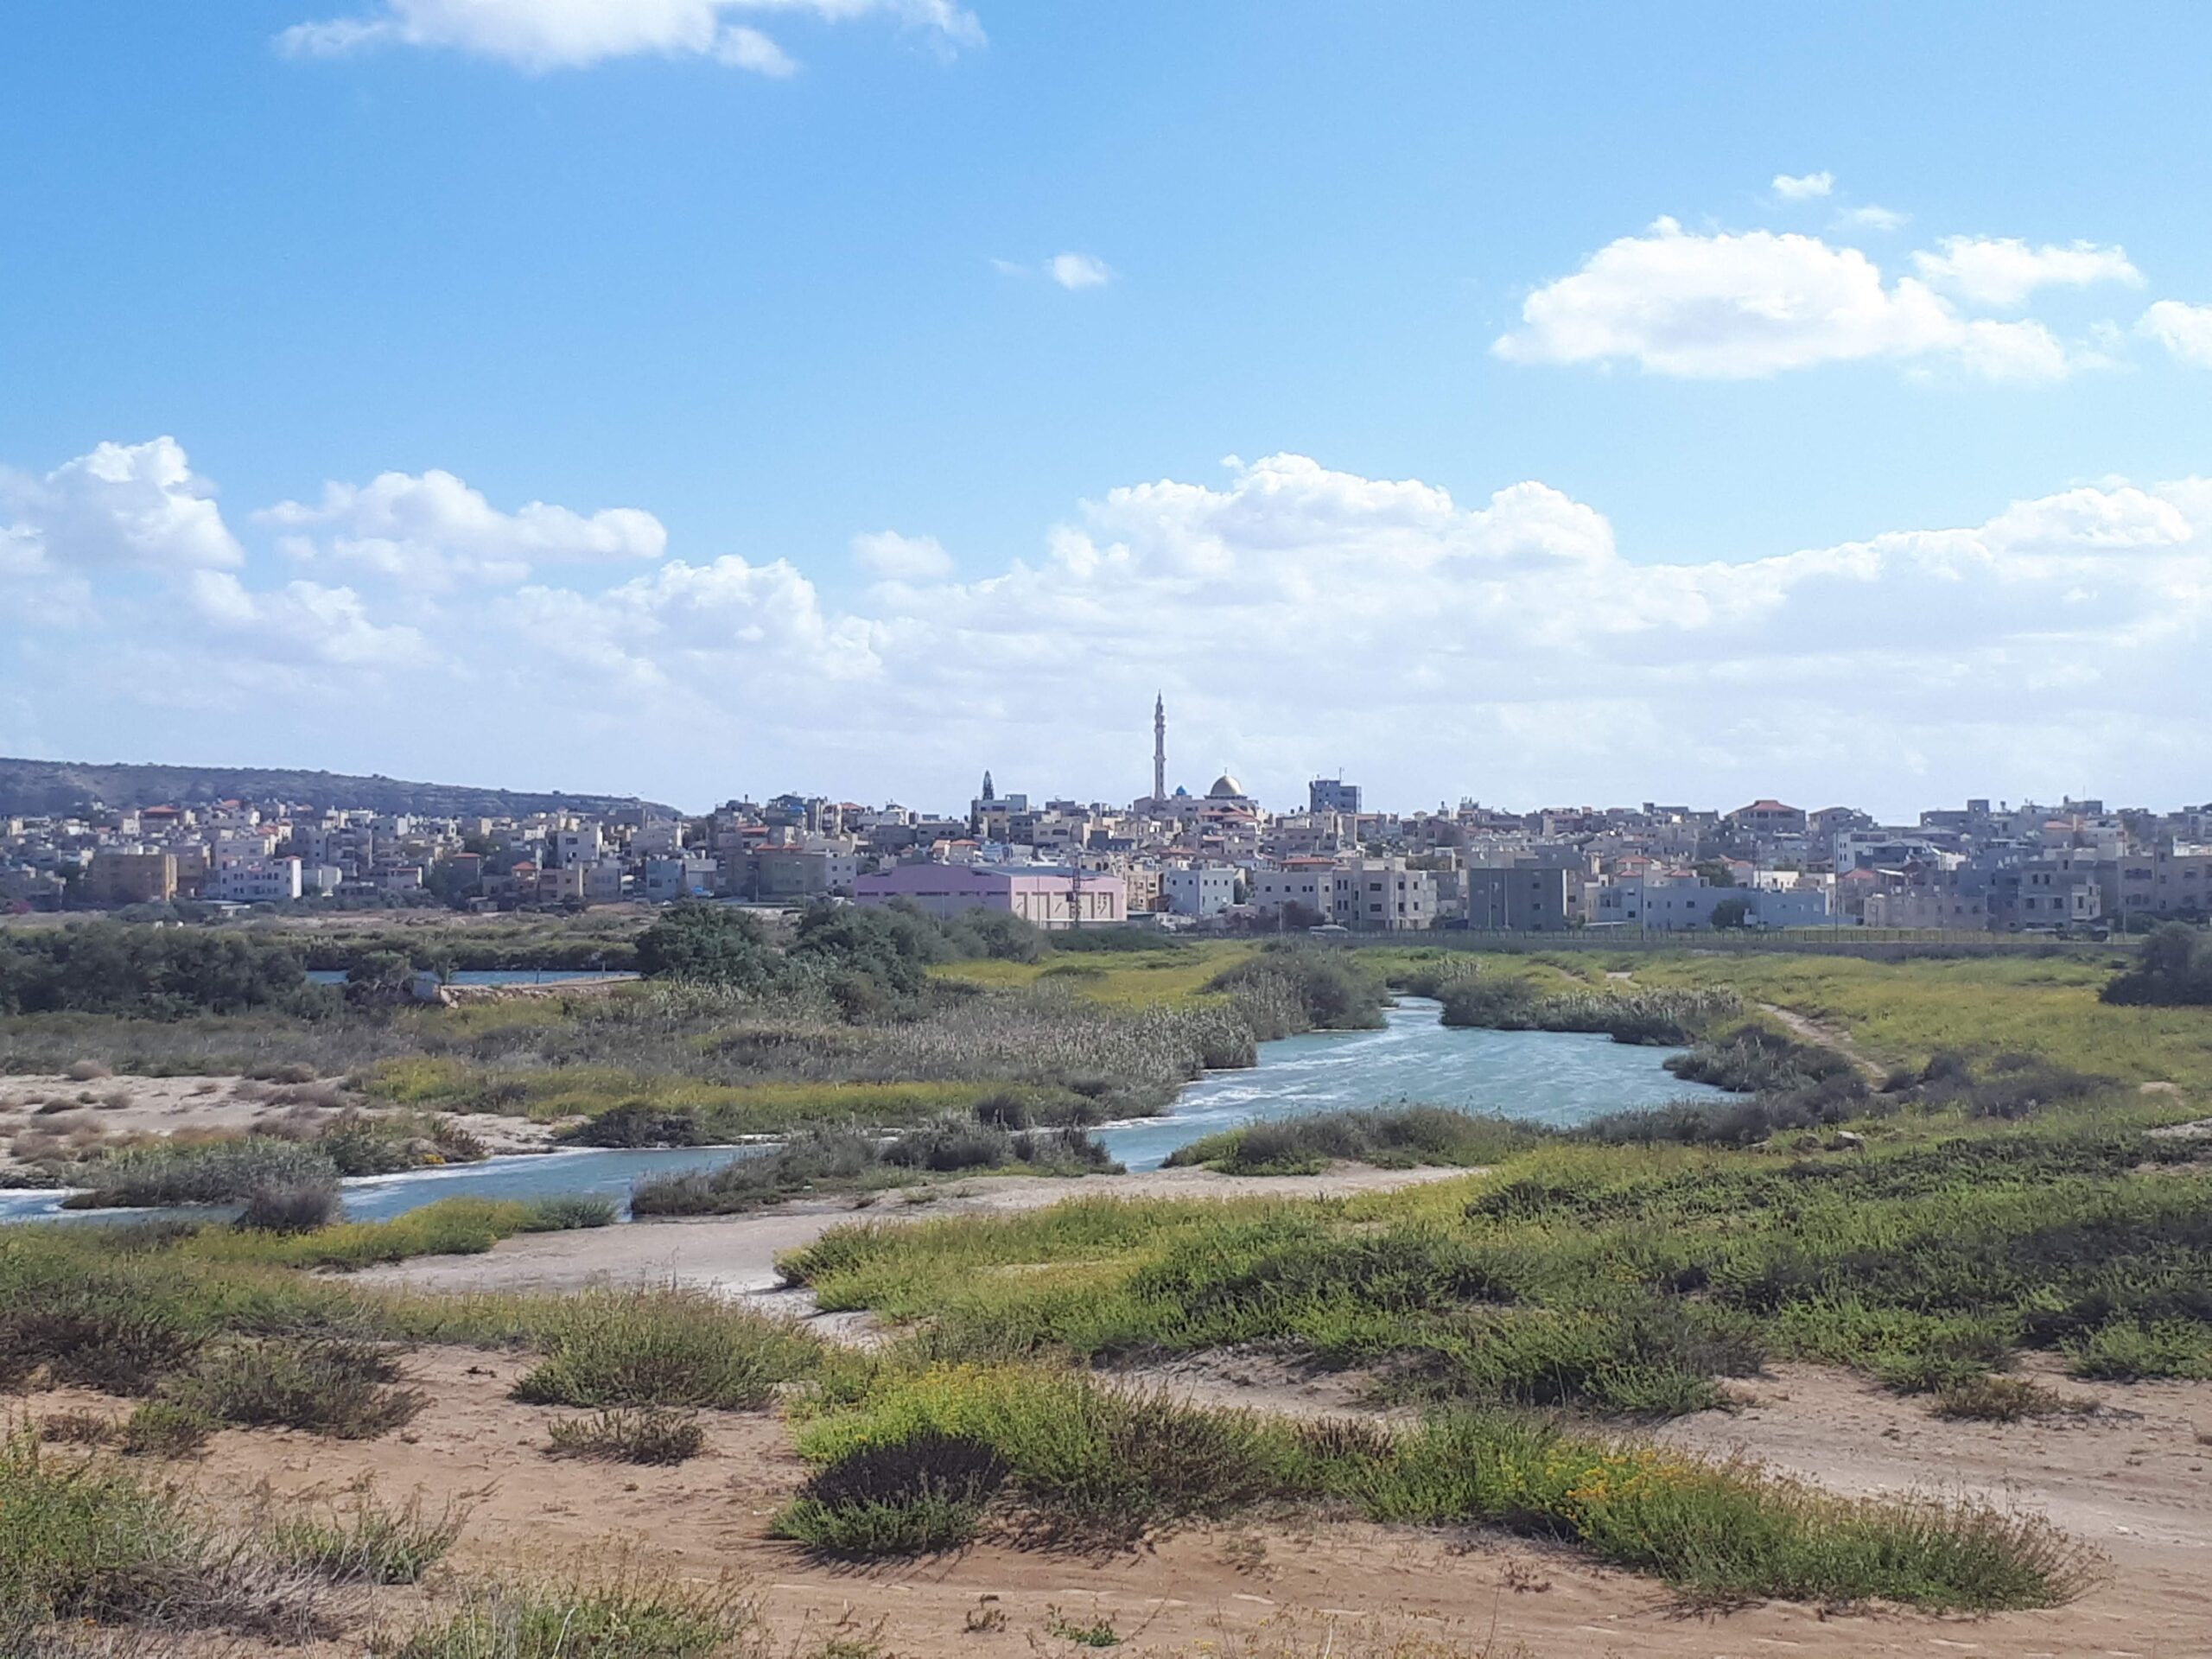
<box><xmin>854</xmin><ymin>862</ymin><xmax>1126</xmax><ymax>930</ymax></box>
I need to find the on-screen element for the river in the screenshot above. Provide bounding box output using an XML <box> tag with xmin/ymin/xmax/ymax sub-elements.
<box><xmin>0</xmin><ymin>997</ymin><xmax>1722</xmax><ymax>1224</ymax></box>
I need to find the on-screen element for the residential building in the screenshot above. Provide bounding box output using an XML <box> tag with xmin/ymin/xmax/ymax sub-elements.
<box><xmin>1161</xmin><ymin>864</ymin><xmax>1237</xmax><ymax>918</ymax></box>
<box><xmin>855</xmin><ymin>862</ymin><xmax>1127</xmax><ymax>929</ymax></box>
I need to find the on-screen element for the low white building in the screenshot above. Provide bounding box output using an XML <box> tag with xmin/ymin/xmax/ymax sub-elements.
<box><xmin>1161</xmin><ymin>865</ymin><xmax>1238</xmax><ymax>918</ymax></box>
<box><xmin>207</xmin><ymin>857</ymin><xmax>302</xmax><ymax>905</ymax></box>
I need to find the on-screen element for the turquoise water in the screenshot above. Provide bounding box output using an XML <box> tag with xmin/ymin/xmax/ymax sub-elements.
<box><xmin>1099</xmin><ymin>997</ymin><xmax>1725</xmax><ymax>1170</ymax></box>
<box><xmin>0</xmin><ymin>998</ymin><xmax>1719</xmax><ymax>1224</ymax></box>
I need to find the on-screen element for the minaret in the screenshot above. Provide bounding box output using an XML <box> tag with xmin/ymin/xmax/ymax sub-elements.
<box><xmin>1153</xmin><ymin>694</ymin><xmax>1167</xmax><ymax>804</ymax></box>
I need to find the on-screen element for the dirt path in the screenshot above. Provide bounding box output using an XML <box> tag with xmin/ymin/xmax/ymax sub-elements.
<box><xmin>353</xmin><ymin>1163</ymin><xmax>1483</xmax><ymax>1306</ymax></box>
<box><xmin>1759</xmin><ymin>1001</ymin><xmax>1888</xmax><ymax>1082</ymax></box>
<box><xmin>35</xmin><ymin>1345</ymin><xmax>2212</xmax><ymax>1659</ymax></box>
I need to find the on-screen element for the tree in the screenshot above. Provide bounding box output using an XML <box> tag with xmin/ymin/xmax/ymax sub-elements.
<box><xmin>344</xmin><ymin>950</ymin><xmax>416</xmax><ymax>1008</ymax></box>
<box><xmin>1709</xmin><ymin>896</ymin><xmax>1752</xmax><ymax>930</ymax></box>
<box><xmin>634</xmin><ymin>901</ymin><xmax>777</xmax><ymax>988</ymax></box>
<box><xmin>2103</xmin><ymin>922</ymin><xmax>2212</xmax><ymax>1006</ymax></box>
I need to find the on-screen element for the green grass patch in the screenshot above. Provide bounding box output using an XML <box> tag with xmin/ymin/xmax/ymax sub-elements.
<box><xmin>1164</xmin><ymin>1106</ymin><xmax>1543</xmax><ymax>1175</ymax></box>
<box><xmin>162</xmin><ymin>1336</ymin><xmax>426</xmax><ymax>1439</ymax></box>
<box><xmin>630</xmin><ymin>1118</ymin><xmax>1118</xmax><ymax>1217</ymax></box>
<box><xmin>258</xmin><ymin>1480</ymin><xmax>467</xmax><ymax>1584</ymax></box>
<box><xmin>510</xmin><ymin>1286</ymin><xmax>822</xmax><ymax>1409</ymax></box>
<box><xmin>781</xmin><ymin>1363</ymin><xmax>2094</xmax><ymax>1609</ymax></box>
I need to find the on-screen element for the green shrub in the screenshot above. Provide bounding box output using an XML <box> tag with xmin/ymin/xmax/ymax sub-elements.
<box><xmin>163</xmin><ymin>1338</ymin><xmax>425</xmax><ymax>1439</ymax></box>
<box><xmin>787</xmin><ymin>1363</ymin><xmax>2091</xmax><ymax>1608</ymax></box>
<box><xmin>2066</xmin><ymin>1319</ymin><xmax>2212</xmax><ymax>1380</ymax></box>
<box><xmin>259</xmin><ymin>1482</ymin><xmax>466</xmax><ymax>1584</ymax></box>
<box><xmin>520</xmin><ymin>1194</ymin><xmax>620</xmax><ymax>1231</ymax></box>
<box><xmin>7</xmin><ymin>1301</ymin><xmax>202</xmax><ymax>1396</ymax></box>
<box><xmin>511</xmin><ymin>1287</ymin><xmax>820</xmax><ymax>1409</ymax></box>
<box><xmin>60</xmin><ymin>1138</ymin><xmax>338</xmax><ymax>1211</ymax></box>
<box><xmin>631</xmin><ymin>1119</ymin><xmax>1118</xmax><ymax>1217</ymax></box>
<box><xmin>545</xmin><ymin>1408</ymin><xmax>707</xmax><ymax>1465</ymax></box>
<box><xmin>235</xmin><ymin>1176</ymin><xmax>342</xmax><ymax>1234</ymax></box>
<box><xmin>1166</xmin><ymin>1107</ymin><xmax>1541</xmax><ymax>1174</ymax></box>
<box><xmin>772</xmin><ymin>1430</ymin><xmax>1007</xmax><ymax>1554</ymax></box>
<box><xmin>0</xmin><ymin>1429</ymin><xmax>324</xmax><ymax>1638</ymax></box>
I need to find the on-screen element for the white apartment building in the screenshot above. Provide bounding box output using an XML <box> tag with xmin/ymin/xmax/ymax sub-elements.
<box><xmin>208</xmin><ymin>857</ymin><xmax>303</xmax><ymax>905</ymax></box>
<box><xmin>1161</xmin><ymin>865</ymin><xmax>1237</xmax><ymax>918</ymax></box>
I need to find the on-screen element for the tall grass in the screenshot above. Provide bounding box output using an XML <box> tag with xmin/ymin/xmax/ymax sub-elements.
<box><xmin>1165</xmin><ymin>1107</ymin><xmax>1544</xmax><ymax>1175</ymax></box>
<box><xmin>378</xmin><ymin>1577</ymin><xmax>757</xmax><ymax>1659</ymax></box>
<box><xmin>510</xmin><ymin>1287</ymin><xmax>822</xmax><ymax>1409</ymax></box>
<box><xmin>257</xmin><ymin>1480</ymin><xmax>467</xmax><ymax>1584</ymax></box>
<box><xmin>630</xmin><ymin>1117</ymin><xmax>1118</xmax><ymax>1217</ymax></box>
<box><xmin>0</xmin><ymin>1430</ymin><xmax>330</xmax><ymax>1641</ymax></box>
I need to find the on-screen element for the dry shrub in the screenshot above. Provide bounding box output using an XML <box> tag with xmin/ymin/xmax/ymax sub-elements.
<box><xmin>38</xmin><ymin>1412</ymin><xmax>116</xmax><ymax>1446</ymax></box>
<box><xmin>544</xmin><ymin>1408</ymin><xmax>707</xmax><ymax>1465</ymax></box>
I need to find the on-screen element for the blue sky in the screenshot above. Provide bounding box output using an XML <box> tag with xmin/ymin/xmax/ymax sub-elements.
<box><xmin>4</xmin><ymin>3</ymin><xmax>2210</xmax><ymax>816</ymax></box>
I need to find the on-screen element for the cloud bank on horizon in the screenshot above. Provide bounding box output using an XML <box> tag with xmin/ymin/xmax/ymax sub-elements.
<box><xmin>3</xmin><ymin>435</ymin><xmax>2208</xmax><ymax>817</ymax></box>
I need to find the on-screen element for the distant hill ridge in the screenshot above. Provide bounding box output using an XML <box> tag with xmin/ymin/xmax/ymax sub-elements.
<box><xmin>0</xmin><ymin>757</ymin><xmax>677</xmax><ymax>821</ymax></box>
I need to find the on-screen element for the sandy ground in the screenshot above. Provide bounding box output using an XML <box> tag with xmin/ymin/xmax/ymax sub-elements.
<box><xmin>355</xmin><ymin>1164</ymin><xmax>1482</xmax><ymax>1309</ymax></box>
<box><xmin>0</xmin><ymin>1072</ymin><xmax>566</xmax><ymax>1176</ymax></box>
<box><xmin>23</xmin><ymin>1344</ymin><xmax>2212</xmax><ymax>1659</ymax></box>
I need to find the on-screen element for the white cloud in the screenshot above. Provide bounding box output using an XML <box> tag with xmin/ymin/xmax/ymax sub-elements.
<box><xmin>1910</xmin><ymin>236</ymin><xmax>2142</xmax><ymax>308</ymax></box>
<box><xmin>1047</xmin><ymin>252</ymin><xmax>1114</xmax><ymax>290</ymax></box>
<box><xmin>852</xmin><ymin>530</ymin><xmax>953</xmax><ymax>581</ymax></box>
<box><xmin>1838</xmin><ymin>205</ymin><xmax>1909</xmax><ymax>232</ymax></box>
<box><xmin>258</xmin><ymin>468</ymin><xmax>665</xmax><ymax>588</ymax></box>
<box><xmin>278</xmin><ymin>0</ymin><xmax>980</xmax><ymax>74</ymax></box>
<box><xmin>2140</xmin><ymin>299</ymin><xmax>2212</xmax><ymax>368</ymax></box>
<box><xmin>1772</xmin><ymin>171</ymin><xmax>1834</xmax><ymax>200</ymax></box>
<box><xmin>1496</xmin><ymin>219</ymin><xmax>2086</xmax><ymax>381</ymax></box>
<box><xmin>1</xmin><ymin>436</ymin><xmax>243</xmax><ymax>573</ymax></box>
<box><xmin>186</xmin><ymin>570</ymin><xmax>432</xmax><ymax>667</ymax></box>
<box><xmin>9</xmin><ymin>439</ymin><xmax>2212</xmax><ymax>810</ymax></box>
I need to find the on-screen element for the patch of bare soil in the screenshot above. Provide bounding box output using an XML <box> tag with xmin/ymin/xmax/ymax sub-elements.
<box><xmin>0</xmin><ymin>1073</ymin><xmax>569</xmax><ymax>1178</ymax></box>
<box><xmin>22</xmin><ymin>1345</ymin><xmax>2209</xmax><ymax>1659</ymax></box>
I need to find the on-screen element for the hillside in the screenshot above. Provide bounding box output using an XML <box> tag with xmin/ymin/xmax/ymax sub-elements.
<box><xmin>0</xmin><ymin>756</ymin><xmax>677</xmax><ymax>820</ymax></box>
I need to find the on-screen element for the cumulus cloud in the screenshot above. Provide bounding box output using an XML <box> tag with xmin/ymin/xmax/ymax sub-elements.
<box><xmin>852</xmin><ymin>530</ymin><xmax>953</xmax><ymax>581</ymax></box>
<box><xmin>187</xmin><ymin>570</ymin><xmax>432</xmax><ymax>667</ymax></box>
<box><xmin>1495</xmin><ymin>219</ymin><xmax>2084</xmax><ymax>381</ymax></box>
<box><xmin>1771</xmin><ymin>170</ymin><xmax>1834</xmax><ymax>200</ymax></box>
<box><xmin>1</xmin><ymin>436</ymin><xmax>243</xmax><ymax>573</ymax></box>
<box><xmin>8</xmin><ymin>439</ymin><xmax>2212</xmax><ymax>809</ymax></box>
<box><xmin>278</xmin><ymin>0</ymin><xmax>981</xmax><ymax>74</ymax></box>
<box><xmin>2140</xmin><ymin>299</ymin><xmax>2212</xmax><ymax>367</ymax></box>
<box><xmin>258</xmin><ymin>468</ymin><xmax>665</xmax><ymax>588</ymax></box>
<box><xmin>1910</xmin><ymin>236</ymin><xmax>2142</xmax><ymax>308</ymax></box>
<box><xmin>1047</xmin><ymin>252</ymin><xmax>1114</xmax><ymax>290</ymax></box>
